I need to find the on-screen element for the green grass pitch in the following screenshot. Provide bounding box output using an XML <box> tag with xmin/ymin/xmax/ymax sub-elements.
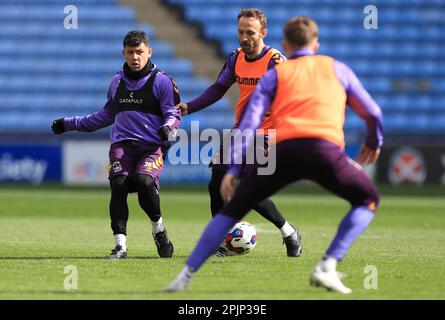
<box><xmin>0</xmin><ymin>186</ymin><xmax>444</xmax><ymax>300</ymax></box>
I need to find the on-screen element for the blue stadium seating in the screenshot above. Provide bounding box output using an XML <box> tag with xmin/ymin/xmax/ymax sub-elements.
<box><xmin>1</xmin><ymin>0</ymin><xmax>443</xmax><ymax>135</ymax></box>
<box><xmin>0</xmin><ymin>39</ymin><xmax>173</xmax><ymax>56</ymax></box>
<box><xmin>166</xmin><ymin>0</ymin><xmax>445</xmax><ymax>135</ymax></box>
<box><xmin>0</xmin><ymin>0</ymin><xmax>233</xmax><ymax>133</ymax></box>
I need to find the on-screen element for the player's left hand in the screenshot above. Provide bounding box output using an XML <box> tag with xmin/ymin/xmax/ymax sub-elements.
<box><xmin>357</xmin><ymin>144</ymin><xmax>381</xmax><ymax>166</ymax></box>
<box><xmin>220</xmin><ymin>173</ymin><xmax>237</xmax><ymax>203</ymax></box>
<box><xmin>51</xmin><ymin>118</ymin><xmax>65</xmax><ymax>134</ymax></box>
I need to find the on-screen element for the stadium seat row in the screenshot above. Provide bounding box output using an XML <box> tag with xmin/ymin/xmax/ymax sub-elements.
<box><xmin>220</xmin><ymin>41</ymin><xmax>445</xmax><ymax>60</ymax></box>
<box><xmin>0</xmin><ymin>58</ymin><xmax>194</xmax><ymax>77</ymax></box>
<box><xmin>0</xmin><ymin>74</ymin><xmax>215</xmax><ymax>95</ymax></box>
<box><xmin>184</xmin><ymin>6</ymin><xmax>443</xmax><ymax>25</ymax></box>
<box><xmin>1</xmin><ymin>0</ymin><xmax>116</xmax><ymax>4</ymax></box>
<box><xmin>7</xmin><ymin>97</ymin><xmax>445</xmax><ymax>115</ymax></box>
<box><xmin>3</xmin><ymin>74</ymin><xmax>442</xmax><ymax>96</ymax></box>
<box><xmin>168</xmin><ymin>0</ymin><xmax>443</xmax><ymax>6</ymax></box>
<box><xmin>0</xmin><ymin>93</ymin><xmax>232</xmax><ymax>113</ymax></box>
<box><xmin>0</xmin><ymin>24</ymin><xmax>156</xmax><ymax>40</ymax></box>
<box><xmin>0</xmin><ymin>6</ymin><xmax>135</xmax><ymax>22</ymax></box>
<box><xmin>0</xmin><ymin>40</ymin><xmax>173</xmax><ymax>58</ymax></box>
<box><xmin>3</xmin><ymin>111</ymin><xmax>445</xmax><ymax>134</ymax></box>
<box><xmin>204</xmin><ymin>23</ymin><xmax>444</xmax><ymax>42</ymax></box>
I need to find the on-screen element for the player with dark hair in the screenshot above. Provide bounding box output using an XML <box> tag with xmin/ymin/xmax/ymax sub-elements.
<box><xmin>164</xmin><ymin>16</ymin><xmax>383</xmax><ymax>294</ymax></box>
<box><xmin>176</xmin><ymin>8</ymin><xmax>302</xmax><ymax>257</ymax></box>
<box><xmin>51</xmin><ymin>30</ymin><xmax>181</xmax><ymax>259</ymax></box>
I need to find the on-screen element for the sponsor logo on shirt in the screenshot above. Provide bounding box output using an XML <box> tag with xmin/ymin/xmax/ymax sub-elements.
<box><xmin>119</xmin><ymin>91</ymin><xmax>143</xmax><ymax>104</ymax></box>
<box><xmin>235</xmin><ymin>76</ymin><xmax>260</xmax><ymax>86</ymax></box>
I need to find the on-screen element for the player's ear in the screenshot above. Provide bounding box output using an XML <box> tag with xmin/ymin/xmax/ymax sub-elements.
<box><xmin>261</xmin><ymin>27</ymin><xmax>268</xmax><ymax>39</ymax></box>
<box><xmin>312</xmin><ymin>39</ymin><xmax>320</xmax><ymax>53</ymax></box>
<box><xmin>147</xmin><ymin>47</ymin><xmax>153</xmax><ymax>58</ymax></box>
<box><xmin>122</xmin><ymin>49</ymin><xmax>125</xmax><ymax>58</ymax></box>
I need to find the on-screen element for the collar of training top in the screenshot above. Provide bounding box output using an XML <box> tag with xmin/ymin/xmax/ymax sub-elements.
<box><xmin>123</xmin><ymin>60</ymin><xmax>154</xmax><ymax>80</ymax></box>
<box><xmin>289</xmin><ymin>48</ymin><xmax>315</xmax><ymax>60</ymax></box>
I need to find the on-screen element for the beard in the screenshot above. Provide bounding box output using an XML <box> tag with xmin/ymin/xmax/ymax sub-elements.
<box><xmin>240</xmin><ymin>39</ymin><xmax>260</xmax><ymax>55</ymax></box>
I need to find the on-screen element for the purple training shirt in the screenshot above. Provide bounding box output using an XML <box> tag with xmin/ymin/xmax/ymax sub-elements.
<box><xmin>63</xmin><ymin>65</ymin><xmax>181</xmax><ymax>147</ymax></box>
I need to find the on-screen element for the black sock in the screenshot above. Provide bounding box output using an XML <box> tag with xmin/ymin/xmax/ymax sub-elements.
<box><xmin>109</xmin><ymin>175</ymin><xmax>130</xmax><ymax>235</ymax></box>
<box><xmin>209</xmin><ymin>170</ymin><xmax>287</xmax><ymax>229</ymax></box>
<box><xmin>208</xmin><ymin>170</ymin><xmax>226</xmax><ymax>217</ymax></box>
<box><xmin>252</xmin><ymin>198</ymin><xmax>286</xmax><ymax>229</ymax></box>
<box><xmin>133</xmin><ymin>174</ymin><xmax>162</xmax><ymax>222</ymax></box>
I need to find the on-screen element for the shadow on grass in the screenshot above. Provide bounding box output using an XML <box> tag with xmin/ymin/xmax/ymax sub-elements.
<box><xmin>0</xmin><ymin>256</ymin><xmax>189</xmax><ymax>260</ymax></box>
<box><xmin>0</xmin><ymin>288</ymin><xmax>314</xmax><ymax>297</ymax></box>
<box><xmin>0</xmin><ymin>289</ymin><xmax>165</xmax><ymax>296</ymax></box>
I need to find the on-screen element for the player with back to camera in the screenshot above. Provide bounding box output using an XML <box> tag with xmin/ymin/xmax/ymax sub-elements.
<box><xmin>51</xmin><ymin>30</ymin><xmax>181</xmax><ymax>260</ymax></box>
<box><xmin>164</xmin><ymin>15</ymin><xmax>383</xmax><ymax>294</ymax></box>
<box><xmin>176</xmin><ymin>8</ymin><xmax>302</xmax><ymax>257</ymax></box>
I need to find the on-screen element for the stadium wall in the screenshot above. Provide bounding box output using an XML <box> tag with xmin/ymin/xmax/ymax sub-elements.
<box><xmin>1</xmin><ymin>141</ymin><xmax>444</xmax><ymax>186</ymax></box>
<box><xmin>377</xmin><ymin>144</ymin><xmax>445</xmax><ymax>186</ymax></box>
<box><xmin>0</xmin><ymin>140</ymin><xmax>212</xmax><ymax>186</ymax></box>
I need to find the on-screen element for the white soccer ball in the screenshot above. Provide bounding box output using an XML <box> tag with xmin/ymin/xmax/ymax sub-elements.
<box><xmin>219</xmin><ymin>221</ymin><xmax>257</xmax><ymax>256</ymax></box>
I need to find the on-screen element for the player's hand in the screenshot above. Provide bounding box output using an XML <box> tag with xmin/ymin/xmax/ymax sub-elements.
<box><xmin>357</xmin><ymin>144</ymin><xmax>381</xmax><ymax>166</ymax></box>
<box><xmin>51</xmin><ymin>118</ymin><xmax>65</xmax><ymax>134</ymax></box>
<box><xmin>176</xmin><ymin>102</ymin><xmax>189</xmax><ymax>116</ymax></box>
<box><xmin>157</xmin><ymin>126</ymin><xmax>171</xmax><ymax>141</ymax></box>
<box><xmin>158</xmin><ymin>126</ymin><xmax>177</xmax><ymax>141</ymax></box>
<box><xmin>220</xmin><ymin>173</ymin><xmax>237</xmax><ymax>203</ymax></box>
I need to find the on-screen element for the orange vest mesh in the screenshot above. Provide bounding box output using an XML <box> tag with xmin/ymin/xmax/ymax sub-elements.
<box><xmin>234</xmin><ymin>48</ymin><xmax>281</xmax><ymax>130</ymax></box>
<box><xmin>270</xmin><ymin>55</ymin><xmax>347</xmax><ymax>148</ymax></box>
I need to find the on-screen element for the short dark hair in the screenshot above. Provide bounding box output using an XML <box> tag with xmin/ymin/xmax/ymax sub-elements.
<box><xmin>237</xmin><ymin>8</ymin><xmax>267</xmax><ymax>30</ymax></box>
<box><xmin>123</xmin><ymin>30</ymin><xmax>149</xmax><ymax>48</ymax></box>
<box><xmin>284</xmin><ymin>16</ymin><xmax>318</xmax><ymax>48</ymax></box>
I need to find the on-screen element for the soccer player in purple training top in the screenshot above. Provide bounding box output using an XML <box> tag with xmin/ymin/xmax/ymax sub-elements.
<box><xmin>51</xmin><ymin>31</ymin><xmax>181</xmax><ymax>259</ymax></box>
<box><xmin>164</xmin><ymin>16</ymin><xmax>383</xmax><ymax>294</ymax></box>
<box><xmin>176</xmin><ymin>8</ymin><xmax>302</xmax><ymax>257</ymax></box>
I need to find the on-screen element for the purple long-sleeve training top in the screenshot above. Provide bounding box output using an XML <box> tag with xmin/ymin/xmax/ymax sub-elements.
<box><xmin>187</xmin><ymin>45</ymin><xmax>286</xmax><ymax>113</ymax></box>
<box><xmin>228</xmin><ymin>48</ymin><xmax>384</xmax><ymax>177</ymax></box>
<box><xmin>64</xmin><ymin>65</ymin><xmax>181</xmax><ymax>146</ymax></box>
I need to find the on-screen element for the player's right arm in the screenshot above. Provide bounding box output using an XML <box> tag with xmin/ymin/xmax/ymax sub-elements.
<box><xmin>51</xmin><ymin>76</ymin><xmax>119</xmax><ymax>134</ymax></box>
<box><xmin>334</xmin><ymin>60</ymin><xmax>383</xmax><ymax>165</ymax></box>
<box><xmin>176</xmin><ymin>49</ymin><xmax>239</xmax><ymax>115</ymax></box>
